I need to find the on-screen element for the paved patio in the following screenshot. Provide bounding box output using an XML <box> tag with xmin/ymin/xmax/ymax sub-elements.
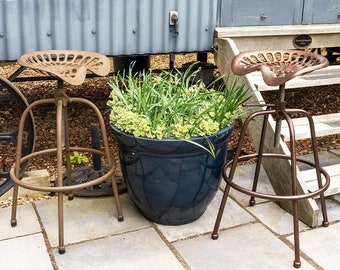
<box><xmin>1</xmin><ymin>153</ymin><xmax>340</xmax><ymax>270</ymax></box>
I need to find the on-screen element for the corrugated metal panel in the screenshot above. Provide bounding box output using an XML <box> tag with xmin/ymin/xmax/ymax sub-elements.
<box><xmin>0</xmin><ymin>0</ymin><xmax>220</xmax><ymax>61</ymax></box>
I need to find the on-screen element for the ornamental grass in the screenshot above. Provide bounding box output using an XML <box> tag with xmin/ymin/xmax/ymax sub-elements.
<box><xmin>107</xmin><ymin>63</ymin><xmax>250</xmax><ymax>142</ymax></box>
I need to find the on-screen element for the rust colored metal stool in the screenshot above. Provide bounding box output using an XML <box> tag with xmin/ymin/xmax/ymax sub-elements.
<box><xmin>212</xmin><ymin>50</ymin><xmax>330</xmax><ymax>268</ymax></box>
<box><xmin>10</xmin><ymin>50</ymin><xmax>123</xmax><ymax>254</ymax></box>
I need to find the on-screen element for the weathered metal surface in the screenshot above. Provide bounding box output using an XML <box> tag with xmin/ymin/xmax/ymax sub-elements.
<box><xmin>0</xmin><ymin>0</ymin><xmax>220</xmax><ymax>61</ymax></box>
<box><xmin>220</xmin><ymin>0</ymin><xmax>303</xmax><ymax>26</ymax></box>
<box><xmin>1</xmin><ymin>0</ymin><xmax>340</xmax><ymax>61</ymax></box>
<box><xmin>303</xmin><ymin>0</ymin><xmax>340</xmax><ymax>24</ymax></box>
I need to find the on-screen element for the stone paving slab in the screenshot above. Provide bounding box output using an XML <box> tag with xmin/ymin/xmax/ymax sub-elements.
<box><xmin>156</xmin><ymin>190</ymin><xmax>255</xmax><ymax>242</ymax></box>
<box><xmin>222</xmin><ymin>163</ymin><xmax>275</xmax><ymax>206</ymax></box>
<box><xmin>315</xmin><ymin>197</ymin><xmax>340</xmax><ymax>224</ymax></box>
<box><xmin>0</xmin><ymin>203</ymin><xmax>41</xmax><ymax>240</ymax></box>
<box><xmin>173</xmin><ymin>223</ymin><xmax>316</xmax><ymax>270</ymax></box>
<box><xmin>246</xmin><ymin>201</ymin><xmax>310</xmax><ymax>235</ymax></box>
<box><xmin>1</xmin><ymin>159</ymin><xmax>339</xmax><ymax>270</ymax></box>
<box><xmin>287</xmin><ymin>222</ymin><xmax>340</xmax><ymax>270</ymax></box>
<box><xmin>0</xmin><ymin>170</ymin><xmax>50</xmax><ymax>200</ymax></box>
<box><xmin>35</xmin><ymin>194</ymin><xmax>150</xmax><ymax>247</ymax></box>
<box><xmin>1</xmin><ymin>233</ymin><xmax>53</xmax><ymax>270</ymax></box>
<box><xmin>53</xmin><ymin>227</ymin><xmax>184</xmax><ymax>270</ymax></box>
<box><xmin>333</xmin><ymin>193</ymin><xmax>340</xmax><ymax>203</ymax></box>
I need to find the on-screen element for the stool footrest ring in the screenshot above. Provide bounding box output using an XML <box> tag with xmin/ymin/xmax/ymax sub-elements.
<box><xmin>10</xmin><ymin>146</ymin><xmax>115</xmax><ymax>193</ymax></box>
<box><xmin>223</xmin><ymin>153</ymin><xmax>330</xmax><ymax>201</ymax></box>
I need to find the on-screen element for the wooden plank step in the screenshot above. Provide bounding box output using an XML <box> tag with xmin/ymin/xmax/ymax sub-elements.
<box><xmin>215</xmin><ymin>24</ymin><xmax>340</xmax><ymax>38</ymax></box>
<box><xmin>300</xmin><ymin>164</ymin><xmax>340</xmax><ymax>197</ymax></box>
<box><xmin>248</xmin><ymin>65</ymin><xmax>340</xmax><ymax>91</ymax></box>
<box><xmin>280</xmin><ymin>113</ymin><xmax>340</xmax><ymax>141</ymax></box>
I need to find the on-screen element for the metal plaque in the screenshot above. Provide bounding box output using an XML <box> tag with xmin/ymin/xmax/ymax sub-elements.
<box><xmin>293</xmin><ymin>34</ymin><xmax>312</xmax><ymax>49</ymax></box>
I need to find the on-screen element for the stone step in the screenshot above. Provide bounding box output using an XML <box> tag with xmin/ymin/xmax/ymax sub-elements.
<box><xmin>280</xmin><ymin>112</ymin><xmax>340</xmax><ymax>141</ymax></box>
<box><xmin>300</xmin><ymin>164</ymin><xmax>340</xmax><ymax>197</ymax></box>
<box><xmin>1</xmin><ymin>169</ymin><xmax>50</xmax><ymax>200</ymax></box>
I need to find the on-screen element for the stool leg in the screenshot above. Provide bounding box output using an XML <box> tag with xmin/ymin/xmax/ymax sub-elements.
<box><xmin>292</xmin><ymin>198</ymin><xmax>301</xmax><ymax>268</ymax></box>
<box><xmin>212</xmin><ymin>113</ymin><xmax>255</xmax><ymax>239</ymax></box>
<box><xmin>10</xmin><ymin>183</ymin><xmax>19</xmax><ymax>226</ymax></box>
<box><xmin>306</xmin><ymin>113</ymin><xmax>329</xmax><ymax>226</ymax></box>
<box><xmin>57</xmin><ymin>193</ymin><xmax>65</xmax><ymax>254</ymax></box>
<box><xmin>10</xmin><ymin>132</ymin><xmax>23</xmax><ymax>227</ymax></box>
<box><xmin>291</xmin><ymin>159</ymin><xmax>301</xmax><ymax>268</ymax></box>
<box><xmin>56</xmin><ymin>99</ymin><xmax>66</xmax><ymax>254</ymax></box>
<box><xmin>10</xmin><ymin>103</ymin><xmax>34</xmax><ymax>227</ymax></box>
<box><xmin>285</xmin><ymin>114</ymin><xmax>301</xmax><ymax>268</ymax></box>
<box><xmin>96</xmin><ymin>107</ymin><xmax>124</xmax><ymax>221</ymax></box>
<box><xmin>249</xmin><ymin>112</ymin><xmax>270</xmax><ymax>206</ymax></box>
<box><xmin>62</xmin><ymin>105</ymin><xmax>73</xmax><ymax>201</ymax></box>
<box><xmin>212</xmin><ymin>184</ymin><xmax>231</xmax><ymax>239</ymax></box>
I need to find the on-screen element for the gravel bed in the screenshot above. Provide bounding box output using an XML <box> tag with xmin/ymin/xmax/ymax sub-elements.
<box><xmin>1</xmin><ymin>53</ymin><xmax>339</xmax><ymax>207</ymax></box>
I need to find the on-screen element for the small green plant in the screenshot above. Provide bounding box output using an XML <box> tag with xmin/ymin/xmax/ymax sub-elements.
<box><xmin>67</xmin><ymin>151</ymin><xmax>89</xmax><ymax>167</ymax></box>
<box><xmin>107</xmin><ymin>63</ymin><xmax>250</xmax><ymax>156</ymax></box>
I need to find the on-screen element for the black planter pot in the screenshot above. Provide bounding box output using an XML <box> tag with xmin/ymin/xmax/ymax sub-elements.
<box><xmin>111</xmin><ymin>123</ymin><xmax>234</xmax><ymax>225</ymax></box>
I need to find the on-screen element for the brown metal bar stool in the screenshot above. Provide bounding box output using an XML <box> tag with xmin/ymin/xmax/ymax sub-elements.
<box><xmin>10</xmin><ymin>50</ymin><xmax>123</xmax><ymax>254</ymax></box>
<box><xmin>212</xmin><ymin>50</ymin><xmax>331</xmax><ymax>268</ymax></box>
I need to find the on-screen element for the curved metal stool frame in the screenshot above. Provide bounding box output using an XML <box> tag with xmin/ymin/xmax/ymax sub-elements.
<box><xmin>10</xmin><ymin>50</ymin><xmax>123</xmax><ymax>254</ymax></box>
<box><xmin>212</xmin><ymin>50</ymin><xmax>330</xmax><ymax>268</ymax></box>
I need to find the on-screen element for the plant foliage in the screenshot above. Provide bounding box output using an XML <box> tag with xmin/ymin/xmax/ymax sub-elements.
<box><xmin>107</xmin><ymin>63</ymin><xmax>250</xmax><ymax>141</ymax></box>
<box><xmin>67</xmin><ymin>151</ymin><xmax>89</xmax><ymax>168</ymax></box>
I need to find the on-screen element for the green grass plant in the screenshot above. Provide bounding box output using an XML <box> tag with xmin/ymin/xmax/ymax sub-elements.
<box><xmin>107</xmin><ymin>63</ymin><xmax>250</xmax><ymax>156</ymax></box>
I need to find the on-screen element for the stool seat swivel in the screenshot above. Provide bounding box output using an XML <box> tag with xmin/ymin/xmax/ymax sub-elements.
<box><xmin>211</xmin><ymin>50</ymin><xmax>330</xmax><ymax>268</ymax></box>
<box><xmin>10</xmin><ymin>50</ymin><xmax>123</xmax><ymax>254</ymax></box>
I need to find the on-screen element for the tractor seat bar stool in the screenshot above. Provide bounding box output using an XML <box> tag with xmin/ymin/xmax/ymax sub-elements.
<box><xmin>10</xmin><ymin>50</ymin><xmax>123</xmax><ymax>254</ymax></box>
<box><xmin>212</xmin><ymin>50</ymin><xmax>330</xmax><ymax>268</ymax></box>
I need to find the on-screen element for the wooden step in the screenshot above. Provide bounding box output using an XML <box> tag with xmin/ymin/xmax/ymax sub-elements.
<box><xmin>248</xmin><ymin>65</ymin><xmax>340</xmax><ymax>91</ymax></box>
<box><xmin>280</xmin><ymin>113</ymin><xmax>340</xmax><ymax>141</ymax></box>
<box><xmin>300</xmin><ymin>164</ymin><xmax>340</xmax><ymax>197</ymax></box>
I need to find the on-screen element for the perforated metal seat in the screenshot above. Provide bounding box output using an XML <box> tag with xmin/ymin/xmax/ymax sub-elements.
<box><xmin>10</xmin><ymin>50</ymin><xmax>123</xmax><ymax>254</ymax></box>
<box><xmin>18</xmin><ymin>50</ymin><xmax>111</xmax><ymax>85</ymax></box>
<box><xmin>231</xmin><ymin>50</ymin><xmax>328</xmax><ymax>86</ymax></box>
<box><xmin>212</xmin><ymin>50</ymin><xmax>330</xmax><ymax>268</ymax></box>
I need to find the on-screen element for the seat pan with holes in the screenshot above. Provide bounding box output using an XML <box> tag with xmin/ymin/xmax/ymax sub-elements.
<box><xmin>18</xmin><ymin>50</ymin><xmax>111</xmax><ymax>85</ymax></box>
<box><xmin>231</xmin><ymin>50</ymin><xmax>329</xmax><ymax>86</ymax></box>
